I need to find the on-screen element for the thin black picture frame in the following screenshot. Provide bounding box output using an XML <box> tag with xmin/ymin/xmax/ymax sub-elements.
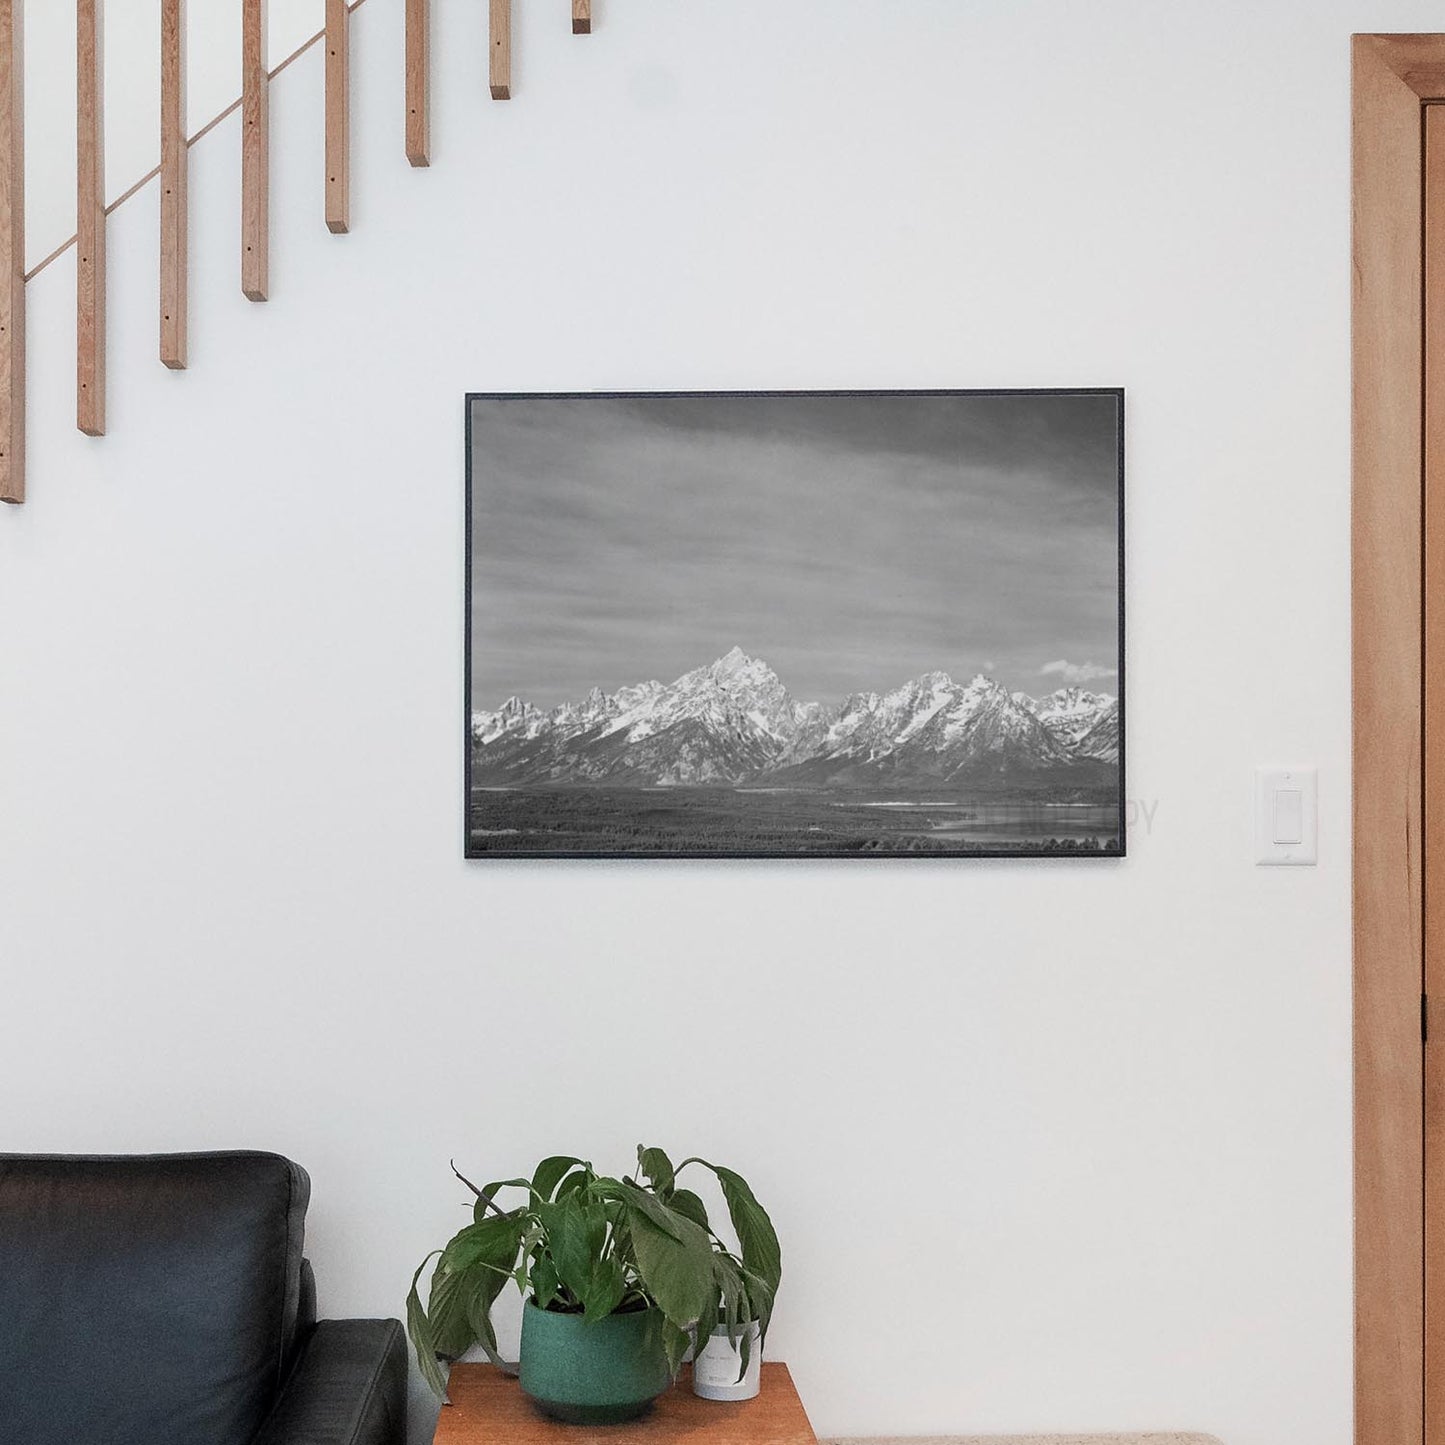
<box><xmin>464</xmin><ymin>388</ymin><xmax>1125</xmax><ymax>860</ymax></box>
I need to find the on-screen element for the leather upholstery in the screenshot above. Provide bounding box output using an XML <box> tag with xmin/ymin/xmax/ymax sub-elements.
<box><xmin>300</xmin><ymin>1256</ymin><xmax>320</xmax><ymax>1336</ymax></box>
<box><xmin>0</xmin><ymin>1151</ymin><xmax>404</xmax><ymax>1445</ymax></box>
<box><xmin>253</xmin><ymin>1320</ymin><xmax>409</xmax><ymax>1445</ymax></box>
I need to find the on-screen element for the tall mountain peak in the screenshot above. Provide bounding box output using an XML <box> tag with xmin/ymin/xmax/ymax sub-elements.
<box><xmin>712</xmin><ymin>645</ymin><xmax>757</xmax><ymax>673</ymax></box>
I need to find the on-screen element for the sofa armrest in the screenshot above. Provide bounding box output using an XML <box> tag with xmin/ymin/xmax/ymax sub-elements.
<box><xmin>252</xmin><ymin>1319</ymin><xmax>407</xmax><ymax>1445</ymax></box>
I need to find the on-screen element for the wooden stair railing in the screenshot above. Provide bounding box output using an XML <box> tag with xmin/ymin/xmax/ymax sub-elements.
<box><xmin>160</xmin><ymin>0</ymin><xmax>186</xmax><ymax>370</ymax></box>
<box><xmin>0</xmin><ymin>0</ymin><xmax>594</xmax><ymax>507</ymax></box>
<box><xmin>241</xmin><ymin>0</ymin><xmax>269</xmax><ymax>302</ymax></box>
<box><xmin>0</xmin><ymin>0</ymin><xmax>23</xmax><ymax>503</ymax></box>
<box><xmin>490</xmin><ymin>0</ymin><xmax>511</xmax><ymax>100</ymax></box>
<box><xmin>326</xmin><ymin>0</ymin><xmax>350</xmax><ymax>234</ymax></box>
<box><xmin>406</xmin><ymin>0</ymin><xmax>429</xmax><ymax>166</ymax></box>
<box><xmin>76</xmin><ymin>0</ymin><xmax>104</xmax><ymax>436</ymax></box>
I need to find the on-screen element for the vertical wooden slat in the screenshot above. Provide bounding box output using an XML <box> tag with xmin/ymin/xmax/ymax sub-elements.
<box><xmin>405</xmin><ymin>0</ymin><xmax>429</xmax><ymax>165</ymax></box>
<box><xmin>489</xmin><ymin>0</ymin><xmax>510</xmax><ymax>100</ymax></box>
<box><xmin>160</xmin><ymin>0</ymin><xmax>187</xmax><ymax>369</ymax></box>
<box><xmin>77</xmin><ymin>0</ymin><xmax>105</xmax><ymax>436</ymax></box>
<box><xmin>324</xmin><ymin>0</ymin><xmax>348</xmax><ymax>233</ymax></box>
<box><xmin>572</xmin><ymin>0</ymin><xmax>590</xmax><ymax>35</ymax></box>
<box><xmin>0</xmin><ymin>0</ymin><xmax>23</xmax><ymax>501</ymax></box>
<box><xmin>241</xmin><ymin>0</ymin><xmax>268</xmax><ymax>300</ymax></box>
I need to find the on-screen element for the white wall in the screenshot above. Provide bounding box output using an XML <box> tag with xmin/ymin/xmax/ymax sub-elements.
<box><xmin>0</xmin><ymin>1</ymin><xmax>1422</xmax><ymax>1441</ymax></box>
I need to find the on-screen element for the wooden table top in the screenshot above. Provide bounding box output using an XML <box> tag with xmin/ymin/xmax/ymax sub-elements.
<box><xmin>435</xmin><ymin>1363</ymin><xmax>816</xmax><ymax>1445</ymax></box>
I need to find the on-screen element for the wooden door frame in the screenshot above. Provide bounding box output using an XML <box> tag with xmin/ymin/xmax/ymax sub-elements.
<box><xmin>1353</xmin><ymin>32</ymin><xmax>1445</xmax><ymax>1445</ymax></box>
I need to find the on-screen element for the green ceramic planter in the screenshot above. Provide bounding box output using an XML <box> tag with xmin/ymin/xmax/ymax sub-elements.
<box><xmin>518</xmin><ymin>1300</ymin><xmax>671</xmax><ymax>1424</ymax></box>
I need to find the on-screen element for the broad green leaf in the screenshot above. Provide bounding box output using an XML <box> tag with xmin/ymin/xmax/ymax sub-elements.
<box><xmin>586</xmin><ymin>1176</ymin><xmax>632</xmax><ymax>1207</ymax></box>
<box><xmin>426</xmin><ymin>1261</ymin><xmax>483</xmax><ymax>1360</ymax></box>
<box><xmin>582</xmin><ymin>1254</ymin><xmax>628</xmax><ymax>1322</ymax></box>
<box><xmin>532</xmin><ymin>1155</ymin><xmax>585</xmax><ymax>1204</ymax></box>
<box><xmin>536</xmin><ymin>1195</ymin><xmax>596</xmax><ymax>1305</ymax></box>
<box><xmin>483</xmin><ymin>1175</ymin><xmax>531</xmax><ymax>1198</ymax></box>
<box><xmin>715</xmin><ymin>1250</ymin><xmax>744</xmax><ymax>1340</ymax></box>
<box><xmin>426</xmin><ymin>1211</ymin><xmax>527</xmax><ymax>1363</ymax></box>
<box><xmin>466</xmin><ymin>1265</ymin><xmax>512</xmax><ymax>1370</ymax></box>
<box><xmin>582</xmin><ymin>1199</ymin><xmax>610</xmax><ymax>1260</ymax></box>
<box><xmin>737</xmin><ymin>1319</ymin><xmax>755</xmax><ymax>1381</ymax></box>
<box><xmin>708</xmin><ymin>1252</ymin><xmax>757</xmax><ymax>1382</ymax></box>
<box><xmin>530</xmin><ymin>1255</ymin><xmax>560</xmax><ymax>1311</ymax></box>
<box><xmin>693</xmin><ymin>1290</ymin><xmax>719</xmax><ymax>1370</ymax></box>
<box><xmin>406</xmin><ymin>1253</ymin><xmax>450</xmax><ymax>1401</ymax></box>
<box><xmin>555</xmin><ymin>1167</ymin><xmax>590</xmax><ymax>1200</ymax></box>
<box><xmin>474</xmin><ymin>1176</ymin><xmax>531</xmax><ymax>1223</ymax></box>
<box><xmin>610</xmin><ymin>1216</ymin><xmax>635</xmax><ymax>1280</ymax></box>
<box><xmin>430</xmin><ymin>1256</ymin><xmax>513</xmax><ymax>1367</ymax></box>
<box><xmin>625</xmin><ymin>1200</ymin><xmax>714</xmax><ymax>1331</ymax></box>
<box><xmin>636</xmin><ymin>1145</ymin><xmax>675</xmax><ymax>1197</ymax></box>
<box><xmin>714</xmin><ymin>1166</ymin><xmax>782</xmax><ymax>1295</ymax></box>
<box><xmin>738</xmin><ymin>1264</ymin><xmax>775</xmax><ymax>1346</ymax></box>
<box><xmin>737</xmin><ymin>1261</ymin><xmax>775</xmax><ymax>1315</ymax></box>
<box><xmin>660</xmin><ymin>1317</ymin><xmax>691</xmax><ymax>1377</ymax></box>
<box><xmin>681</xmin><ymin>1160</ymin><xmax>782</xmax><ymax>1297</ymax></box>
<box><xmin>440</xmin><ymin>1213</ymin><xmax>525</xmax><ymax>1274</ymax></box>
<box><xmin>667</xmin><ymin>1188</ymin><xmax>711</xmax><ymax>1234</ymax></box>
<box><xmin>616</xmin><ymin>1179</ymin><xmax>688</xmax><ymax>1243</ymax></box>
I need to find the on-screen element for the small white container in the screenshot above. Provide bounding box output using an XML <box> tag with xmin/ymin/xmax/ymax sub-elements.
<box><xmin>692</xmin><ymin>1321</ymin><xmax>762</xmax><ymax>1401</ymax></box>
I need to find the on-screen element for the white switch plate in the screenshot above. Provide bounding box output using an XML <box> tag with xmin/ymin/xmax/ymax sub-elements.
<box><xmin>1256</xmin><ymin>767</ymin><xmax>1318</xmax><ymax>865</ymax></box>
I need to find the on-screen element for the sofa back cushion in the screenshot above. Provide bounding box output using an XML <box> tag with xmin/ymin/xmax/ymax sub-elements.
<box><xmin>0</xmin><ymin>1152</ymin><xmax>309</xmax><ymax>1445</ymax></box>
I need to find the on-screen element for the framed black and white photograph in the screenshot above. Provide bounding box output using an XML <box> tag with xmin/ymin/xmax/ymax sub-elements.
<box><xmin>465</xmin><ymin>390</ymin><xmax>1124</xmax><ymax>858</ymax></box>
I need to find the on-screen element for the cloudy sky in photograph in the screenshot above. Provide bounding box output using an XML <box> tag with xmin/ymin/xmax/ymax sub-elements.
<box><xmin>469</xmin><ymin>392</ymin><xmax>1121</xmax><ymax>710</ymax></box>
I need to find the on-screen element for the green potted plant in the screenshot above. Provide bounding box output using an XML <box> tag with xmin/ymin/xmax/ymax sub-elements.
<box><xmin>407</xmin><ymin>1146</ymin><xmax>781</xmax><ymax>1424</ymax></box>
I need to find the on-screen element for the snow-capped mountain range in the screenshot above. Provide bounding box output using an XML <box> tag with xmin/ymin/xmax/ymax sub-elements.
<box><xmin>471</xmin><ymin>646</ymin><xmax>1119</xmax><ymax>788</ymax></box>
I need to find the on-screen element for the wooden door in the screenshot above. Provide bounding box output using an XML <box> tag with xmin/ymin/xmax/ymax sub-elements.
<box><xmin>1429</xmin><ymin>96</ymin><xmax>1445</xmax><ymax>1445</ymax></box>
<box><xmin>1353</xmin><ymin>33</ymin><xmax>1445</xmax><ymax>1445</ymax></box>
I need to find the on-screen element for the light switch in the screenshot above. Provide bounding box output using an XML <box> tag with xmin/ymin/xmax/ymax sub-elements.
<box><xmin>1273</xmin><ymin>789</ymin><xmax>1303</xmax><ymax>845</ymax></box>
<box><xmin>1256</xmin><ymin>767</ymin><xmax>1317</xmax><ymax>865</ymax></box>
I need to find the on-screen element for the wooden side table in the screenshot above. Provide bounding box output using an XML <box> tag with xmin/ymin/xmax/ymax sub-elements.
<box><xmin>435</xmin><ymin>1363</ymin><xmax>817</xmax><ymax>1445</ymax></box>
